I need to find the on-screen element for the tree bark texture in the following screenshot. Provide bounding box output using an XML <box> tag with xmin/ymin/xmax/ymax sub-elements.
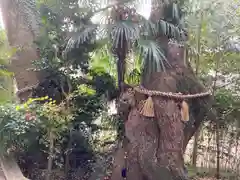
<box><xmin>0</xmin><ymin>0</ymin><xmax>41</xmax><ymax>102</ymax></box>
<box><xmin>110</xmin><ymin>42</ymin><xmax>213</xmax><ymax>180</ymax></box>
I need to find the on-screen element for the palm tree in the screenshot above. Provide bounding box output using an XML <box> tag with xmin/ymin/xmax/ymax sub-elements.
<box><xmin>0</xmin><ymin>0</ymin><xmax>184</xmax><ymax>96</ymax></box>
<box><xmin>64</xmin><ymin>0</ymin><xmax>185</xmax><ymax>92</ymax></box>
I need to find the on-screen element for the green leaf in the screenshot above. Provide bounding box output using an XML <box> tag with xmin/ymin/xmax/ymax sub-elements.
<box><xmin>65</xmin><ymin>24</ymin><xmax>98</xmax><ymax>51</ymax></box>
<box><xmin>172</xmin><ymin>3</ymin><xmax>179</xmax><ymax>20</ymax></box>
<box><xmin>111</xmin><ymin>21</ymin><xmax>140</xmax><ymax>49</ymax></box>
<box><xmin>136</xmin><ymin>39</ymin><xmax>170</xmax><ymax>74</ymax></box>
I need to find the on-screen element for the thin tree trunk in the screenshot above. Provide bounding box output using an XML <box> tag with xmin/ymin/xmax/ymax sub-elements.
<box><xmin>191</xmin><ymin>12</ymin><xmax>203</xmax><ymax>167</ymax></box>
<box><xmin>117</xmin><ymin>54</ymin><xmax>126</xmax><ymax>92</ymax></box>
<box><xmin>212</xmin><ymin>49</ymin><xmax>221</xmax><ymax>179</ymax></box>
<box><xmin>233</xmin><ymin>134</ymin><xmax>239</xmax><ymax>171</ymax></box>
<box><xmin>64</xmin><ymin>140</ymin><xmax>71</xmax><ymax>175</ymax></box>
<box><xmin>215</xmin><ymin>122</ymin><xmax>220</xmax><ymax>179</ymax></box>
<box><xmin>46</xmin><ymin>131</ymin><xmax>54</xmax><ymax>180</ymax></box>
<box><xmin>111</xmin><ymin>4</ymin><xmax>128</xmax><ymax>93</ymax></box>
<box><xmin>192</xmin><ymin>126</ymin><xmax>201</xmax><ymax>167</ymax></box>
<box><xmin>224</xmin><ymin>126</ymin><xmax>233</xmax><ymax>170</ymax></box>
<box><xmin>206</xmin><ymin>130</ymin><xmax>213</xmax><ymax>169</ymax></box>
<box><xmin>194</xmin><ymin>12</ymin><xmax>203</xmax><ymax>75</ymax></box>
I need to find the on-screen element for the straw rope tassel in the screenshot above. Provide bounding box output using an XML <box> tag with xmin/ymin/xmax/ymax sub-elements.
<box><xmin>181</xmin><ymin>100</ymin><xmax>189</xmax><ymax>122</ymax></box>
<box><xmin>140</xmin><ymin>96</ymin><xmax>155</xmax><ymax>117</ymax></box>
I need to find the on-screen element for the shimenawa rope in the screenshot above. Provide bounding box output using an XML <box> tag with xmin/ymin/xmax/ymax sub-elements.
<box><xmin>133</xmin><ymin>86</ymin><xmax>211</xmax><ymax>118</ymax></box>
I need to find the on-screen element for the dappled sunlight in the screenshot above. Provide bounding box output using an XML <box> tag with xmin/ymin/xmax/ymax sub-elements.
<box><xmin>0</xmin><ymin>10</ymin><xmax>4</xmax><ymax>29</ymax></box>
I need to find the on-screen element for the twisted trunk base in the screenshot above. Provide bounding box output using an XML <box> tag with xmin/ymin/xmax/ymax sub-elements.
<box><xmin>111</xmin><ymin>103</ymin><xmax>187</xmax><ymax>180</ymax></box>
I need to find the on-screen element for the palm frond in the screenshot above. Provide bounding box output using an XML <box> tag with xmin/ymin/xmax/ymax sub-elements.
<box><xmin>111</xmin><ymin>21</ymin><xmax>140</xmax><ymax>49</ymax></box>
<box><xmin>136</xmin><ymin>10</ymin><xmax>184</xmax><ymax>41</ymax></box>
<box><xmin>65</xmin><ymin>0</ymin><xmax>184</xmax><ymax>48</ymax></box>
<box><xmin>172</xmin><ymin>3</ymin><xmax>180</xmax><ymax>20</ymax></box>
<box><xmin>140</xmin><ymin>19</ymin><xmax>184</xmax><ymax>41</ymax></box>
<box><xmin>62</xmin><ymin>0</ymin><xmax>185</xmax><ymax>79</ymax></box>
<box><xmin>65</xmin><ymin>24</ymin><xmax>99</xmax><ymax>51</ymax></box>
<box><xmin>138</xmin><ymin>17</ymin><xmax>158</xmax><ymax>36</ymax></box>
<box><xmin>65</xmin><ymin>19</ymin><xmax>140</xmax><ymax>53</ymax></box>
<box><xmin>136</xmin><ymin>39</ymin><xmax>170</xmax><ymax>73</ymax></box>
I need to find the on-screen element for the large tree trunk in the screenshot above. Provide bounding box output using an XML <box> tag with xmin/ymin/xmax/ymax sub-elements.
<box><xmin>110</xmin><ymin>42</ymin><xmax>212</xmax><ymax>180</ymax></box>
<box><xmin>0</xmin><ymin>0</ymin><xmax>41</xmax><ymax>102</ymax></box>
<box><xmin>109</xmin><ymin>2</ymin><xmax>214</xmax><ymax>179</ymax></box>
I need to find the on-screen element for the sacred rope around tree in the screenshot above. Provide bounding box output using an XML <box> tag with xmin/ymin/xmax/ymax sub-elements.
<box><xmin>131</xmin><ymin>85</ymin><xmax>212</xmax><ymax>118</ymax></box>
<box><xmin>134</xmin><ymin>86</ymin><xmax>211</xmax><ymax>99</ymax></box>
<box><xmin>107</xmin><ymin>85</ymin><xmax>212</xmax><ymax>180</ymax></box>
<box><xmin>102</xmin><ymin>86</ymin><xmax>212</xmax><ymax>180</ymax></box>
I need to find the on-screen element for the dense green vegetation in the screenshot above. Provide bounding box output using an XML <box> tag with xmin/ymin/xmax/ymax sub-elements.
<box><xmin>0</xmin><ymin>0</ymin><xmax>240</xmax><ymax>179</ymax></box>
<box><xmin>0</xmin><ymin>30</ymin><xmax>15</xmax><ymax>103</ymax></box>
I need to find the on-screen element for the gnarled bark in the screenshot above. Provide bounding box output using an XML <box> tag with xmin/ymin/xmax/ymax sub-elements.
<box><xmin>110</xmin><ymin>42</ymin><xmax>213</xmax><ymax>180</ymax></box>
<box><xmin>111</xmin><ymin>74</ymin><xmax>184</xmax><ymax>179</ymax></box>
